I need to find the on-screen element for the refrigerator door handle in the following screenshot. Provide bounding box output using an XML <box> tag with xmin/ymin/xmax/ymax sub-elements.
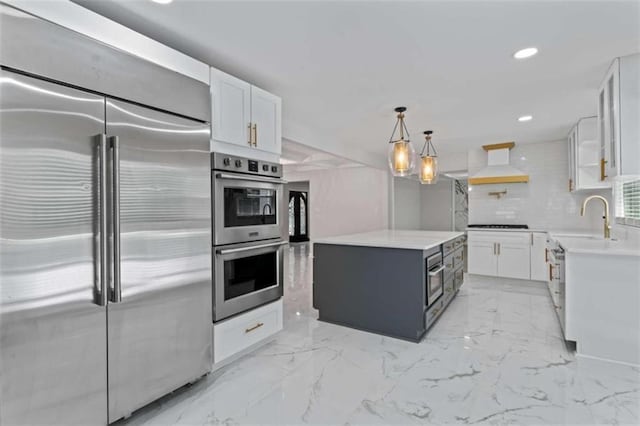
<box><xmin>109</xmin><ymin>135</ymin><xmax>122</xmax><ymax>303</ymax></box>
<box><xmin>98</xmin><ymin>134</ymin><xmax>109</xmax><ymax>307</ymax></box>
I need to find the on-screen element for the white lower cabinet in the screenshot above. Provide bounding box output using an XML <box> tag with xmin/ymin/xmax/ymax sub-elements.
<box><xmin>468</xmin><ymin>231</ymin><xmax>537</xmax><ymax>280</ymax></box>
<box><xmin>530</xmin><ymin>233</ymin><xmax>548</xmax><ymax>281</ymax></box>
<box><xmin>496</xmin><ymin>241</ymin><xmax>530</xmax><ymax>280</ymax></box>
<box><xmin>213</xmin><ymin>298</ymin><xmax>283</xmax><ymax>365</ymax></box>
<box><xmin>467</xmin><ymin>240</ymin><xmax>497</xmax><ymax>276</ymax></box>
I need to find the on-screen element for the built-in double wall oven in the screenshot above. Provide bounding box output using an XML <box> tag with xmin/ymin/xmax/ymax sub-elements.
<box><xmin>212</xmin><ymin>153</ymin><xmax>287</xmax><ymax>322</ymax></box>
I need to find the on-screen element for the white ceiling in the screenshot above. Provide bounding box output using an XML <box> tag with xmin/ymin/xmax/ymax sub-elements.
<box><xmin>73</xmin><ymin>0</ymin><xmax>640</xmax><ymax>170</ymax></box>
<box><xmin>281</xmin><ymin>138</ymin><xmax>363</xmax><ymax>174</ymax></box>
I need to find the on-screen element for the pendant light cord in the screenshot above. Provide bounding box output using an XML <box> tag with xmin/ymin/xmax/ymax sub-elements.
<box><xmin>420</xmin><ymin>133</ymin><xmax>438</xmax><ymax>157</ymax></box>
<box><xmin>388</xmin><ymin>113</ymin><xmax>411</xmax><ymax>143</ymax></box>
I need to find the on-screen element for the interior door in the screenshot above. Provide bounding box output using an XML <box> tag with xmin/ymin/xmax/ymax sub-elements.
<box><xmin>288</xmin><ymin>191</ymin><xmax>309</xmax><ymax>242</ymax></box>
<box><xmin>105</xmin><ymin>99</ymin><xmax>212</xmax><ymax>422</ymax></box>
<box><xmin>0</xmin><ymin>70</ymin><xmax>107</xmax><ymax>425</ymax></box>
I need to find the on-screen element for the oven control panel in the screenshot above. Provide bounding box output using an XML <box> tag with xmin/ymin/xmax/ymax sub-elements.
<box><xmin>211</xmin><ymin>153</ymin><xmax>282</xmax><ymax>178</ymax></box>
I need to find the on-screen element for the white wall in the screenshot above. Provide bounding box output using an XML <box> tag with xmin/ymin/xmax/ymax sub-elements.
<box><xmin>392</xmin><ymin>177</ymin><xmax>422</xmax><ymax>230</ymax></box>
<box><xmin>421</xmin><ymin>179</ymin><xmax>454</xmax><ymax>231</ymax></box>
<box><xmin>390</xmin><ymin>177</ymin><xmax>457</xmax><ymax>231</ymax></box>
<box><xmin>468</xmin><ymin>140</ymin><xmax>613</xmax><ymax>232</ymax></box>
<box><xmin>283</xmin><ymin>166</ymin><xmax>389</xmax><ymax>239</ymax></box>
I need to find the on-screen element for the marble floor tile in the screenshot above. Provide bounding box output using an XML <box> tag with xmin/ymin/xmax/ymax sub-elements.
<box><xmin>120</xmin><ymin>242</ymin><xmax>640</xmax><ymax>425</ymax></box>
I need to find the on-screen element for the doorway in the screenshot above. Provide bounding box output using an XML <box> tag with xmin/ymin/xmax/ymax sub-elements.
<box><xmin>288</xmin><ymin>190</ymin><xmax>309</xmax><ymax>242</ymax></box>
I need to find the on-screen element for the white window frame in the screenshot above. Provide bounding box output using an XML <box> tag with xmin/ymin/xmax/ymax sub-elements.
<box><xmin>615</xmin><ymin>179</ymin><xmax>640</xmax><ymax>228</ymax></box>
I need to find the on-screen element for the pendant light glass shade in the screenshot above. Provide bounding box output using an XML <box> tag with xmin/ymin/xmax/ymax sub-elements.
<box><xmin>388</xmin><ymin>140</ymin><xmax>416</xmax><ymax>177</ymax></box>
<box><xmin>419</xmin><ymin>155</ymin><xmax>438</xmax><ymax>184</ymax></box>
<box><xmin>419</xmin><ymin>130</ymin><xmax>438</xmax><ymax>184</ymax></box>
<box><xmin>387</xmin><ymin>107</ymin><xmax>416</xmax><ymax>176</ymax></box>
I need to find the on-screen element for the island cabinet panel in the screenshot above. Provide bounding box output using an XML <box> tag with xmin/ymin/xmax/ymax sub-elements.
<box><xmin>313</xmin><ymin>244</ymin><xmax>433</xmax><ymax>342</ymax></box>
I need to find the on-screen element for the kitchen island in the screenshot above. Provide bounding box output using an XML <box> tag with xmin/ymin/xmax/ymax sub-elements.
<box><xmin>313</xmin><ymin>230</ymin><xmax>465</xmax><ymax>342</ymax></box>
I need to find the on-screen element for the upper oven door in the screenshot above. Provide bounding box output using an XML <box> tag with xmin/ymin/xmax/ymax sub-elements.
<box><xmin>213</xmin><ymin>239</ymin><xmax>286</xmax><ymax>321</ymax></box>
<box><xmin>213</xmin><ymin>172</ymin><xmax>284</xmax><ymax>245</ymax></box>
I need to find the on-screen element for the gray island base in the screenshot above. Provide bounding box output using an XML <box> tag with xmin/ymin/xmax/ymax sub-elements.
<box><xmin>312</xmin><ymin>230</ymin><xmax>465</xmax><ymax>343</ymax></box>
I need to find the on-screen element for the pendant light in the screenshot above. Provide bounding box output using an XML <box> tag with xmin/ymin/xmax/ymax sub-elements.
<box><xmin>387</xmin><ymin>107</ymin><xmax>416</xmax><ymax>176</ymax></box>
<box><xmin>419</xmin><ymin>130</ymin><xmax>438</xmax><ymax>184</ymax></box>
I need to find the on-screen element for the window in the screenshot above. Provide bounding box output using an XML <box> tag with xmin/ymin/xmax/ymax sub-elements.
<box><xmin>615</xmin><ymin>179</ymin><xmax>640</xmax><ymax>227</ymax></box>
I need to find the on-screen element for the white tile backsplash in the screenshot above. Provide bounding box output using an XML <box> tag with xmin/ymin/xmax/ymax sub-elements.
<box><xmin>468</xmin><ymin>140</ymin><xmax>613</xmax><ymax>232</ymax></box>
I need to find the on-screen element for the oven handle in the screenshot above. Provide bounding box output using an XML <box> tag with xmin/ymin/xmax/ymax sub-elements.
<box><xmin>428</xmin><ymin>265</ymin><xmax>446</xmax><ymax>276</ymax></box>
<box><xmin>215</xmin><ymin>172</ymin><xmax>288</xmax><ymax>185</ymax></box>
<box><xmin>216</xmin><ymin>240</ymin><xmax>289</xmax><ymax>255</ymax></box>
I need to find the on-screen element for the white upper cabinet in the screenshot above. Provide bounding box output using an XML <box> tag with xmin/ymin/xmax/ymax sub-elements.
<box><xmin>211</xmin><ymin>68</ymin><xmax>251</xmax><ymax>147</ymax></box>
<box><xmin>568</xmin><ymin>125</ymin><xmax>577</xmax><ymax>191</ymax></box>
<box><xmin>210</xmin><ymin>68</ymin><xmax>282</xmax><ymax>159</ymax></box>
<box><xmin>568</xmin><ymin>117</ymin><xmax>610</xmax><ymax>191</ymax></box>
<box><xmin>250</xmin><ymin>85</ymin><xmax>281</xmax><ymax>155</ymax></box>
<box><xmin>598</xmin><ymin>54</ymin><xmax>640</xmax><ymax>180</ymax></box>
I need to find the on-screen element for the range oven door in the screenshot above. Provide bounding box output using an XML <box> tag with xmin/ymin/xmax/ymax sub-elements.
<box><xmin>213</xmin><ymin>239</ymin><xmax>286</xmax><ymax>322</ymax></box>
<box><xmin>213</xmin><ymin>172</ymin><xmax>284</xmax><ymax>246</ymax></box>
<box><xmin>426</xmin><ymin>253</ymin><xmax>444</xmax><ymax>307</ymax></box>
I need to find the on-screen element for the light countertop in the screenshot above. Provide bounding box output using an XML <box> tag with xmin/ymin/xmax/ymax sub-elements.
<box><xmin>466</xmin><ymin>227</ymin><xmax>547</xmax><ymax>233</ymax></box>
<box><xmin>549</xmin><ymin>233</ymin><xmax>640</xmax><ymax>257</ymax></box>
<box><xmin>314</xmin><ymin>229</ymin><xmax>464</xmax><ymax>251</ymax></box>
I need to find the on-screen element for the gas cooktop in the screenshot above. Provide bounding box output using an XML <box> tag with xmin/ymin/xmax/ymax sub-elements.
<box><xmin>467</xmin><ymin>224</ymin><xmax>529</xmax><ymax>229</ymax></box>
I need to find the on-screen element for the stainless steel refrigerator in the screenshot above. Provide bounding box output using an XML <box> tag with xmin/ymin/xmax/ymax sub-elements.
<box><xmin>0</xmin><ymin>67</ymin><xmax>212</xmax><ymax>424</ymax></box>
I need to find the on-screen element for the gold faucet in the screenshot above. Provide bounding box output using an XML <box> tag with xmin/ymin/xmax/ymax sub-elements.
<box><xmin>580</xmin><ymin>195</ymin><xmax>611</xmax><ymax>239</ymax></box>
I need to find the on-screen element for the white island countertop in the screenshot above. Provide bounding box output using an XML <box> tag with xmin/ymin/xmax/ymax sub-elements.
<box><xmin>549</xmin><ymin>233</ymin><xmax>640</xmax><ymax>257</ymax></box>
<box><xmin>314</xmin><ymin>229</ymin><xmax>464</xmax><ymax>251</ymax></box>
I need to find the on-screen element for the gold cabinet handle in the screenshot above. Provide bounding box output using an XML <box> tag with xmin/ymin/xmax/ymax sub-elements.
<box><xmin>252</xmin><ymin>123</ymin><xmax>257</xmax><ymax>146</ymax></box>
<box><xmin>248</xmin><ymin>123</ymin><xmax>253</xmax><ymax>146</ymax></box>
<box><xmin>600</xmin><ymin>158</ymin><xmax>608</xmax><ymax>181</ymax></box>
<box><xmin>549</xmin><ymin>264</ymin><xmax>553</xmax><ymax>281</ymax></box>
<box><xmin>245</xmin><ymin>322</ymin><xmax>264</xmax><ymax>333</ymax></box>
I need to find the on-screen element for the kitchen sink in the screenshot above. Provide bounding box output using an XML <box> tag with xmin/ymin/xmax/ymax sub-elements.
<box><xmin>551</xmin><ymin>233</ymin><xmax>617</xmax><ymax>241</ymax></box>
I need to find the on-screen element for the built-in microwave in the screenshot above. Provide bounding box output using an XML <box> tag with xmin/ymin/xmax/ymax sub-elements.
<box><xmin>212</xmin><ymin>153</ymin><xmax>285</xmax><ymax>246</ymax></box>
<box><xmin>426</xmin><ymin>252</ymin><xmax>444</xmax><ymax>307</ymax></box>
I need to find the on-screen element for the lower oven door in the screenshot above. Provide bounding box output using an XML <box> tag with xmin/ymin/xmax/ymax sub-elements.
<box><xmin>426</xmin><ymin>255</ymin><xmax>445</xmax><ymax>307</ymax></box>
<box><xmin>214</xmin><ymin>239</ymin><xmax>287</xmax><ymax>321</ymax></box>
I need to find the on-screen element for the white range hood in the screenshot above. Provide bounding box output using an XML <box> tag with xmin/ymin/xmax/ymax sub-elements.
<box><xmin>468</xmin><ymin>142</ymin><xmax>529</xmax><ymax>185</ymax></box>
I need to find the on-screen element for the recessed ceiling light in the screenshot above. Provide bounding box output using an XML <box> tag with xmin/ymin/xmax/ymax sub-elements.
<box><xmin>518</xmin><ymin>115</ymin><xmax>533</xmax><ymax>122</ymax></box>
<box><xmin>513</xmin><ymin>47</ymin><xmax>538</xmax><ymax>59</ymax></box>
<box><xmin>151</xmin><ymin>0</ymin><xmax>173</xmax><ymax>4</ymax></box>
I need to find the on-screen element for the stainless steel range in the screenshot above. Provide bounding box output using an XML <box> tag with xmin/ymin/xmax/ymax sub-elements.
<box><xmin>211</xmin><ymin>153</ymin><xmax>287</xmax><ymax>321</ymax></box>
